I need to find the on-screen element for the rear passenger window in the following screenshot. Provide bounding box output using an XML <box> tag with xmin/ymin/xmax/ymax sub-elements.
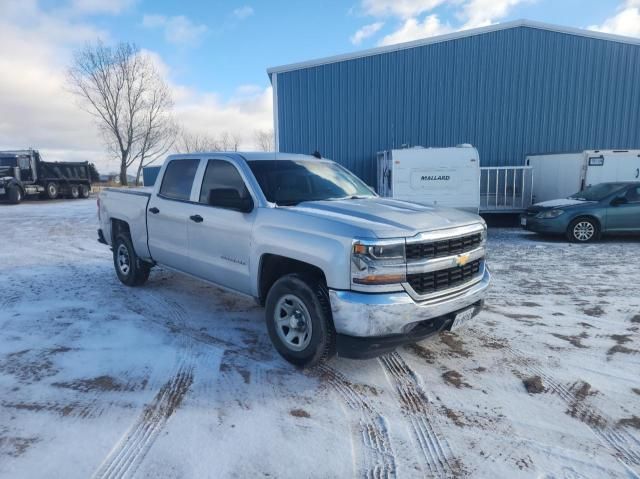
<box><xmin>199</xmin><ymin>160</ymin><xmax>249</xmax><ymax>204</ymax></box>
<box><xmin>159</xmin><ymin>159</ymin><xmax>199</xmax><ymax>201</ymax></box>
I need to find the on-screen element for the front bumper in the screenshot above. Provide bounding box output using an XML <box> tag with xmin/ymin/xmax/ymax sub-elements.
<box><xmin>329</xmin><ymin>268</ymin><xmax>491</xmax><ymax>340</ymax></box>
<box><xmin>521</xmin><ymin>215</ymin><xmax>568</xmax><ymax>234</ymax></box>
<box><xmin>335</xmin><ymin>300</ymin><xmax>484</xmax><ymax>359</ymax></box>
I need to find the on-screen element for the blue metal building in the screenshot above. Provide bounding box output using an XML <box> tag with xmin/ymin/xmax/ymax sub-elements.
<box><xmin>267</xmin><ymin>20</ymin><xmax>640</xmax><ymax>186</ymax></box>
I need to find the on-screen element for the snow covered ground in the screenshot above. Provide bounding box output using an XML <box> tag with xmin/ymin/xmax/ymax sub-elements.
<box><xmin>0</xmin><ymin>199</ymin><xmax>638</xmax><ymax>479</ymax></box>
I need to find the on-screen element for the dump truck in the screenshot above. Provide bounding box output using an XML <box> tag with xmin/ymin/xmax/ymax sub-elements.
<box><xmin>0</xmin><ymin>149</ymin><xmax>92</xmax><ymax>204</ymax></box>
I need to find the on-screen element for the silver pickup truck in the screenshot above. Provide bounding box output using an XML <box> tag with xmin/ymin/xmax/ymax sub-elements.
<box><xmin>98</xmin><ymin>153</ymin><xmax>490</xmax><ymax>366</ymax></box>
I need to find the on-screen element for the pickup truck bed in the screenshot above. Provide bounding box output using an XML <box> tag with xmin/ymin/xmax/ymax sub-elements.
<box><xmin>99</xmin><ymin>188</ymin><xmax>152</xmax><ymax>260</ymax></box>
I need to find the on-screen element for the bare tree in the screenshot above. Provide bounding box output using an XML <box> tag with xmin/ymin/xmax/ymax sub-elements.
<box><xmin>132</xmin><ymin>82</ymin><xmax>178</xmax><ymax>185</ymax></box>
<box><xmin>254</xmin><ymin>129</ymin><xmax>274</xmax><ymax>152</ymax></box>
<box><xmin>176</xmin><ymin>129</ymin><xmax>221</xmax><ymax>153</ymax></box>
<box><xmin>219</xmin><ymin>131</ymin><xmax>241</xmax><ymax>151</ymax></box>
<box><xmin>68</xmin><ymin>41</ymin><xmax>174</xmax><ymax>186</ymax></box>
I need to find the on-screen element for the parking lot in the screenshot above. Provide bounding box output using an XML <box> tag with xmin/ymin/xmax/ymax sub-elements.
<box><xmin>0</xmin><ymin>199</ymin><xmax>638</xmax><ymax>478</ymax></box>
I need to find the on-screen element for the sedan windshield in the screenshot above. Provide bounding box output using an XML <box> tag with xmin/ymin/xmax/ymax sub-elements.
<box><xmin>248</xmin><ymin>160</ymin><xmax>375</xmax><ymax>206</ymax></box>
<box><xmin>569</xmin><ymin>183</ymin><xmax>627</xmax><ymax>201</ymax></box>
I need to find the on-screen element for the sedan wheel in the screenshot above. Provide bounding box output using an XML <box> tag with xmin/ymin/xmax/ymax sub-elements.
<box><xmin>569</xmin><ymin>218</ymin><xmax>597</xmax><ymax>242</ymax></box>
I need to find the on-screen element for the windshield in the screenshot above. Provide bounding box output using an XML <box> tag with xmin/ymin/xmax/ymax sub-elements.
<box><xmin>569</xmin><ymin>183</ymin><xmax>627</xmax><ymax>201</ymax></box>
<box><xmin>0</xmin><ymin>157</ymin><xmax>17</xmax><ymax>168</ymax></box>
<box><xmin>248</xmin><ymin>160</ymin><xmax>375</xmax><ymax>206</ymax></box>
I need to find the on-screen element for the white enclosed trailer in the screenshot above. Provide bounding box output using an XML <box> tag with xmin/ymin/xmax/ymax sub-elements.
<box><xmin>377</xmin><ymin>145</ymin><xmax>480</xmax><ymax>213</ymax></box>
<box><xmin>526</xmin><ymin>149</ymin><xmax>640</xmax><ymax>203</ymax></box>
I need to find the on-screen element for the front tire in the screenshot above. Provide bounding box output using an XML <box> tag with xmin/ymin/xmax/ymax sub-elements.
<box><xmin>265</xmin><ymin>273</ymin><xmax>336</xmax><ymax>367</ymax></box>
<box><xmin>567</xmin><ymin>217</ymin><xmax>599</xmax><ymax>243</ymax></box>
<box><xmin>113</xmin><ymin>234</ymin><xmax>151</xmax><ymax>286</ymax></box>
<box><xmin>7</xmin><ymin>186</ymin><xmax>22</xmax><ymax>204</ymax></box>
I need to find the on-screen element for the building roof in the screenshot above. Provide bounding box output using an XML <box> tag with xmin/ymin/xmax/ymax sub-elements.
<box><xmin>267</xmin><ymin>19</ymin><xmax>640</xmax><ymax>76</ymax></box>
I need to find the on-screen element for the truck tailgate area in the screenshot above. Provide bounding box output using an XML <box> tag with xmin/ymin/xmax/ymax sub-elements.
<box><xmin>99</xmin><ymin>188</ymin><xmax>152</xmax><ymax>259</ymax></box>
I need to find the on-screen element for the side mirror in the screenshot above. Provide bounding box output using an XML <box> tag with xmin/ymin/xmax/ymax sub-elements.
<box><xmin>611</xmin><ymin>196</ymin><xmax>627</xmax><ymax>206</ymax></box>
<box><xmin>208</xmin><ymin>188</ymin><xmax>253</xmax><ymax>213</ymax></box>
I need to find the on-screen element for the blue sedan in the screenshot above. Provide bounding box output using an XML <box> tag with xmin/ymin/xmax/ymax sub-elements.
<box><xmin>522</xmin><ymin>182</ymin><xmax>640</xmax><ymax>242</ymax></box>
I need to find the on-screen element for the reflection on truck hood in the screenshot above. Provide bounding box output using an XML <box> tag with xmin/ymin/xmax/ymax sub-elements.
<box><xmin>288</xmin><ymin>197</ymin><xmax>482</xmax><ymax>237</ymax></box>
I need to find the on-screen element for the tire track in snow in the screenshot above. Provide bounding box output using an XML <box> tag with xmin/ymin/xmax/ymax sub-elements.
<box><xmin>92</xmin><ymin>290</ymin><xmax>199</xmax><ymax>478</ymax></box>
<box><xmin>379</xmin><ymin>352</ymin><xmax>459</xmax><ymax>478</ymax></box>
<box><xmin>500</xmin><ymin>344</ymin><xmax>640</xmax><ymax>475</ymax></box>
<box><xmin>126</xmin><ymin>289</ymin><xmax>276</xmax><ymax>365</ymax></box>
<box><xmin>92</xmin><ymin>361</ymin><xmax>194</xmax><ymax>479</ymax></box>
<box><xmin>0</xmin><ymin>294</ymin><xmax>19</xmax><ymax>310</ymax></box>
<box><xmin>317</xmin><ymin>364</ymin><xmax>397</xmax><ymax>479</ymax></box>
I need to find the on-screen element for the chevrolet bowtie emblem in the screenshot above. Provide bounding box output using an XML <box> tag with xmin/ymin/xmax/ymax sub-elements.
<box><xmin>456</xmin><ymin>253</ymin><xmax>470</xmax><ymax>267</ymax></box>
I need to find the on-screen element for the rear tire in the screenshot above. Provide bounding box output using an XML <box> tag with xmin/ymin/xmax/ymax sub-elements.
<box><xmin>70</xmin><ymin>185</ymin><xmax>80</xmax><ymax>199</ymax></box>
<box><xmin>46</xmin><ymin>182</ymin><xmax>59</xmax><ymax>200</ymax></box>
<box><xmin>113</xmin><ymin>234</ymin><xmax>151</xmax><ymax>287</ymax></box>
<box><xmin>80</xmin><ymin>185</ymin><xmax>90</xmax><ymax>198</ymax></box>
<box><xmin>265</xmin><ymin>273</ymin><xmax>336</xmax><ymax>367</ymax></box>
<box><xmin>7</xmin><ymin>186</ymin><xmax>22</xmax><ymax>204</ymax></box>
<box><xmin>567</xmin><ymin>217</ymin><xmax>599</xmax><ymax>243</ymax></box>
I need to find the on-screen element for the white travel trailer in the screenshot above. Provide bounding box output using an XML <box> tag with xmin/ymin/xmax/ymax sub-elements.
<box><xmin>526</xmin><ymin>149</ymin><xmax>640</xmax><ymax>203</ymax></box>
<box><xmin>377</xmin><ymin>145</ymin><xmax>480</xmax><ymax>213</ymax></box>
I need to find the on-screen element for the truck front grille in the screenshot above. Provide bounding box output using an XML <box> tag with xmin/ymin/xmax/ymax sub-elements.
<box><xmin>406</xmin><ymin>233</ymin><xmax>482</xmax><ymax>260</ymax></box>
<box><xmin>407</xmin><ymin>259</ymin><xmax>482</xmax><ymax>295</ymax></box>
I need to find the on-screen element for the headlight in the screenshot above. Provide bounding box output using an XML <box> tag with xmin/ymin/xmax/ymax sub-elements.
<box><xmin>352</xmin><ymin>239</ymin><xmax>406</xmax><ymax>288</ymax></box>
<box><xmin>537</xmin><ymin>209</ymin><xmax>564</xmax><ymax>219</ymax></box>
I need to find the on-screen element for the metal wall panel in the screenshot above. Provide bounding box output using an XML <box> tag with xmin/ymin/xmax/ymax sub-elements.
<box><xmin>275</xmin><ymin>26</ymin><xmax>640</xmax><ymax>185</ymax></box>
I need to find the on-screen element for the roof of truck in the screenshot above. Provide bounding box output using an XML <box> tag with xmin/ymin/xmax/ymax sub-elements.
<box><xmin>0</xmin><ymin>150</ymin><xmax>35</xmax><ymax>156</ymax></box>
<box><xmin>166</xmin><ymin>152</ymin><xmax>330</xmax><ymax>162</ymax></box>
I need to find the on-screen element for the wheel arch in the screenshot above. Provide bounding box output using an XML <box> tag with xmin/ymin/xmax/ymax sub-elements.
<box><xmin>110</xmin><ymin>218</ymin><xmax>131</xmax><ymax>244</ymax></box>
<box><xmin>569</xmin><ymin>214</ymin><xmax>601</xmax><ymax>231</ymax></box>
<box><xmin>257</xmin><ymin>254</ymin><xmax>328</xmax><ymax>306</ymax></box>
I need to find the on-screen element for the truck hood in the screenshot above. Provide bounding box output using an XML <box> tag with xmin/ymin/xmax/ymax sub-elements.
<box><xmin>288</xmin><ymin>197</ymin><xmax>482</xmax><ymax>238</ymax></box>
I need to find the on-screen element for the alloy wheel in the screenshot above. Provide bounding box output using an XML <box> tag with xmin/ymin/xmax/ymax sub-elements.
<box><xmin>573</xmin><ymin>221</ymin><xmax>595</xmax><ymax>242</ymax></box>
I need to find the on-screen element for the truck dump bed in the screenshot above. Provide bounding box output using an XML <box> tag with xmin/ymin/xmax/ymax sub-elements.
<box><xmin>38</xmin><ymin>161</ymin><xmax>90</xmax><ymax>182</ymax></box>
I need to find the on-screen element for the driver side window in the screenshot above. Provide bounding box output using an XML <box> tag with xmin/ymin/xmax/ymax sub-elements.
<box><xmin>17</xmin><ymin>156</ymin><xmax>31</xmax><ymax>170</ymax></box>
<box><xmin>199</xmin><ymin>160</ymin><xmax>249</xmax><ymax>205</ymax></box>
<box><xmin>625</xmin><ymin>186</ymin><xmax>640</xmax><ymax>203</ymax></box>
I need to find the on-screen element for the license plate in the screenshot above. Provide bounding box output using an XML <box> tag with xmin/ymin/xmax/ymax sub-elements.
<box><xmin>451</xmin><ymin>307</ymin><xmax>476</xmax><ymax>331</ymax></box>
<box><xmin>0</xmin><ymin>188</ymin><xmax>4</xmax><ymax>195</ymax></box>
<box><xmin>520</xmin><ymin>217</ymin><xmax>527</xmax><ymax>226</ymax></box>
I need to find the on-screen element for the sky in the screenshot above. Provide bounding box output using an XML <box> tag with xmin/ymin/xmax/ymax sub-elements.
<box><xmin>1</xmin><ymin>0</ymin><xmax>639</xmax><ymax>174</ymax></box>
